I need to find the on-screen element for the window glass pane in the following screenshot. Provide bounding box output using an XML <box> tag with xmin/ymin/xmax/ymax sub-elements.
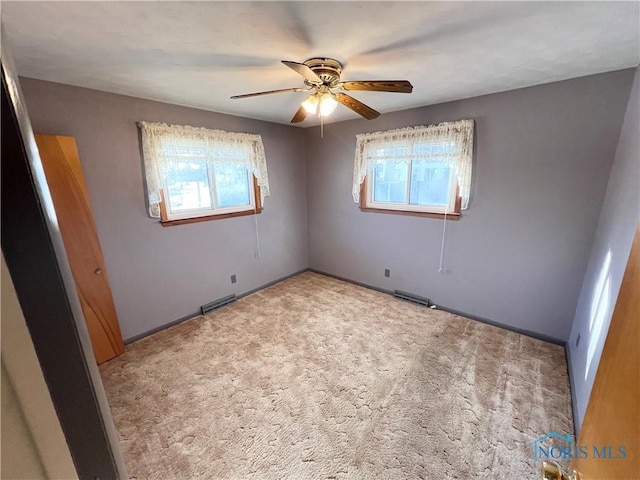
<box><xmin>165</xmin><ymin>161</ymin><xmax>212</xmax><ymax>212</ymax></box>
<box><xmin>373</xmin><ymin>160</ymin><xmax>408</xmax><ymax>203</ymax></box>
<box><xmin>409</xmin><ymin>160</ymin><xmax>451</xmax><ymax>206</ymax></box>
<box><xmin>213</xmin><ymin>163</ymin><xmax>251</xmax><ymax>208</ymax></box>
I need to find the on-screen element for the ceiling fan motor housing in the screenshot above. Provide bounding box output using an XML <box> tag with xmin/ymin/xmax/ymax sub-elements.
<box><xmin>304</xmin><ymin>57</ymin><xmax>343</xmax><ymax>86</ymax></box>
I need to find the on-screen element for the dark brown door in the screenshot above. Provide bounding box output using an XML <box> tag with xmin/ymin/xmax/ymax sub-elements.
<box><xmin>35</xmin><ymin>134</ymin><xmax>124</xmax><ymax>364</ymax></box>
<box><xmin>572</xmin><ymin>225</ymin><xmax>639</xmax><ymax>478</ymax></box>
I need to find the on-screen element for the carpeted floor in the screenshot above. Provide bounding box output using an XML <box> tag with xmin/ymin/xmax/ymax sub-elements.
<box><xmin>100</xmin><ymin>272</ymin><xmax>574</xmax><ymax>479</ymax></box>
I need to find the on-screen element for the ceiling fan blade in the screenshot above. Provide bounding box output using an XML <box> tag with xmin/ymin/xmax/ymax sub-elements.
<box><xmin>281</xmin><ymin>60</ymin><xmax>322</xmax><ymax>83</ymax></box>
<box><xmin>290</xmin><ymin>105</ymin><xmax>307</xmax><ymax>124</ymax></box>
<box><xmin>231</xmin><ymin>87</ymin><xmax>307</xmax><ymax>99</ymax></box>
<box><xmin>335</xmin><ymin>93</ymin><xmax>380</xmax><ymax>120</ymax></box>
<box><xmin>341</xmin><ymin>80</ymin><xmax>413</xmax><ymax>93</ymax></box>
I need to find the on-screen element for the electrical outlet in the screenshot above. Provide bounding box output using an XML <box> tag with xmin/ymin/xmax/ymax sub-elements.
<box><xmin>231</xmin><ymin>274</ymin><xmax>237</xmax><ymax>284</ymax></box>
<box><xmin>384</xmin><ymin>269</ymin><xmax>390</xmax><ymax>278</ymax></box>
<box><xmin>575</xmin><ymin>333</ymin><xmax>581</xmax><ymax>348</ymax></box>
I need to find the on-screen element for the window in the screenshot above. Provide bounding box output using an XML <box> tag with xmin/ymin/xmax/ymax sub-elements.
<box><xmin>353</xmin><ymin>119</ymin><xmax>474</xmax><ymax>219</ymax></box>
<box><xmin>160</xmin><ymin>151</ymin><xmax>256</xmax><ymax>221</ymax></box>
<box><xmin>139</xmin><ymin>122</ymin><xmax>269</xmax><ymax>226</ymax></box>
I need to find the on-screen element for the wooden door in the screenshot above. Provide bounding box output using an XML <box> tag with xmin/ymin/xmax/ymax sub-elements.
<box><xmin>572</xmin><ymin>225</ymin><xmax>639</xmax><ymax>479</ymax></box>
<box><xmin>35</xmin><ymin>135</ymin><xmax>124</xmax><ymax>364</ymax></box>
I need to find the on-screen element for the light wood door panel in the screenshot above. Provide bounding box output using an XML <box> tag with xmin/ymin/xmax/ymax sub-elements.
<box><xmin>573</xmin><ymin>225</ymin><xmax>639</xmax><ymax>479</ymax></box>
<box><xmin>35</xmin><ymin>134</ymin><xmax>124</xmax><ymax>364</ymax></box>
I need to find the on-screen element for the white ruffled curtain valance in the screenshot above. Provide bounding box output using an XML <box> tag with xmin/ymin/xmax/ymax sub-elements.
<box><xmin>353</xmin><ymin>119</ymin><xmax>474</xmax><ymax>210</ymax></box>
<box><xmin>139</xmin><ymin>121</ymin><xmax>270</xmax><ymax>218</ymax></box>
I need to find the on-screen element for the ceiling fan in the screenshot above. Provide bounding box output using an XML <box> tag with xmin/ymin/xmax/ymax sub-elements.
<box><xmin>231</xmin><ymin>57</ymin><xmax>413</xmax><ymax>123</ymax></box>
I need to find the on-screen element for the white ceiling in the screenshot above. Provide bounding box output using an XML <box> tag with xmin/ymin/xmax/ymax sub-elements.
<box><xmin>2</xmin><ymin>1</ymin><xmax>639</xmax><ymax>127</ymax></box>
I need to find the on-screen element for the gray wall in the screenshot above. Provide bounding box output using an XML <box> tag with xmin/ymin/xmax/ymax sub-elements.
<box><xmin>21</xmin><ymin>78</ymin><xmax>309</xmax><ymax>341</ymax></box>
<box><xmin>305</xmin><ymin>69</ymin><xmax>635</xmax><ymax>342</ymax></box>
<box><xmin>21</xmin><ymin>70</ymin><xmax>635</xmax><ymax>346</ymax></box>
<box><xmin>567</xmin><ymin>67</ymin><xmax>639</xmax><ymax>430</ymax></box>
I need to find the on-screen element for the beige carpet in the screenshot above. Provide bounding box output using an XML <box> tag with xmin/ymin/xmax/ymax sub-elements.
<box><xmin>100</xmin><ymin>272</ymin><xmax>574</xmax><ymax>479</ymax></box>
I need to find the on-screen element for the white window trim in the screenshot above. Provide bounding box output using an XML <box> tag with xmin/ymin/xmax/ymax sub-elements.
<box><xmin>162</xmin><ymin>166</ymin><xmax>256</xmax><ymax>221</ymax></box>
<box><xmin>366</xmin><ymin>159</ymin><xmax>459</xmax><ymax>214</ymax></box>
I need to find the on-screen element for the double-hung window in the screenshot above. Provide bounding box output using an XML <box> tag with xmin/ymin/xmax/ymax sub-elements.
<box><xmin>353</xmin><ymin>119</ymin><xmax>474</xmax><ymax>218</ymax></box>
<box><xmin>139</xmin><ymin>122</ymin><xmax>269</xmax><ymax>226</ymax></box>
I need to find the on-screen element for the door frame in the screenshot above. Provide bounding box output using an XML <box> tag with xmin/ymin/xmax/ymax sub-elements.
<box><xmin>1</xmin><ymin>34</ymin><xmax>127</xmax><ymax>479</ymax></box>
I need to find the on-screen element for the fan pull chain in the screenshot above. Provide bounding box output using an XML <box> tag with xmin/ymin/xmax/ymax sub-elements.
<box><xmin>438</xmin><ymin>210</ymin><xmax>448</xmax><ymax>273</ymax></box>
<box><xmin>253</xmin><ymin>203</ymin><xmax>261</xmax><ymax>259</ymax></box>
<box><xmin>320</xmin><ymin>112</ymin><xmax>324</xmax><ymax>138</ymax></box>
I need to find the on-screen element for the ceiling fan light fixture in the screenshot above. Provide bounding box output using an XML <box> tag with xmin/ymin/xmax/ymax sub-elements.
<box><xmin>232</xmin><ymin>57</ymin><xmax>412</xmax><ymax>123</ymax></box>
<box><xmin>302</xmin><ymin>94</ymin><xmax>319</xmax><ymax>114</ymax></box>
<box><xmin>319</xmin><ymin>93</ymin><xmax>338</xmax><ymax>116</ymax></box>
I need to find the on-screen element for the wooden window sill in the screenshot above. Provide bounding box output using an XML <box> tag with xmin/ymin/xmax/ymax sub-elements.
<box><xmin>359</xmin><ymin>206</ymin><xmax>461</xmax><ymax>220</ymax></box>
<box><xmin>160</xmin><ymin>207</ymin><xmax>263</xmax><ymax>227</ymax></box>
